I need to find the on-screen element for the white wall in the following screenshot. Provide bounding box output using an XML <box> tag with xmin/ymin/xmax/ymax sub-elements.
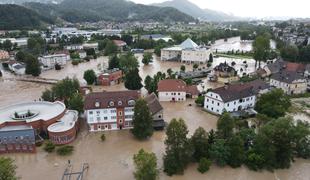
<box><xmin>204</xmin><ymin>92</ymin><xmax>256</xmax><ymax>114</ymax></box>
<box><xmin>161</xmin><ymin>50</ymin><xmax>181</xmax><ymax>61</ymax></box>
<box><xmin>158</xmin><ymin>91</ymin><xmax>186</xmax><ymax>102</ymax></box>
<box><xmin>181</xmin><ymin>49</ymin><xmax>211</xmax><ymax>64</ymax></box>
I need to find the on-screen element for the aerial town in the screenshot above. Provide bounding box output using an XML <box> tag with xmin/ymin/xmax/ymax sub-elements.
<box><xmin>0</xmin><ymin>0</ymin><xmax>310</xmax><ymax>180</ymax></box>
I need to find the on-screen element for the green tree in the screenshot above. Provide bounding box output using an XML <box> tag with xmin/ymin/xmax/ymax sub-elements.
<box><xmin>133</xmin><ymin>149</ymin><xmax>158</xmax><ymax>180</ymax></box>
<box><xmin>142</xmin><ymin>52</ymin><xmax>153</xmax><ymax>65</ymax></box>
<box><xmin>245</xmin><ymin>150</ymin><xmax>265</xmax><ymax>171</ymax></box>
<box><xmin>108</xmin><ymin>54</ymin><xmax>120</xmax><ymax>70</ymax></box>
<box><xmin>51</xmin><ymin>77</ymin><xmax>80</xmax><ymax>100</ymax></box>
<box><xmin>41</xmin><ymin>89</ymin><xmax>55</xmax><ymax>102</ymax></box>
<box><xmin>217</xmin><ymin>112</ymin><xmax>234</xmax><ymax>139</ymax></box>
<box><xmin>209</xmin><ymin>53</ymin><xmax>213</xmax><ymax>63</ymax></box>
<box><xmin>252</xmin><ymin>35</ymin><xmax>271</xmax><ymax>68</ymax></box>
<box><xmin>67</xmin><ymin>93</ymin><xmax>84</xmax><ymax>114</ymax></box>
<box><xmin>15</xmin><ymin>51</ymin><xmax>26</xmax><ymax>62</ymax></box>
<box><xmin>209</xmin><ymin>139</ymin><xmax>230</xmax><ymax>167</ymax></box>
<box><xmin>2</xmin><ymin>40</ymin><xmax>12</xmax><ymax>51</ymax></box>
<box><xmin>0</xmin><ymin>157</ymin><xmax>18</xmax><ymax>180</ymax></box>
<box><xmin>280</xmin><ymin>45</ymin><xmax>299</xmax><ymax>61</ymax></box>
<box><xmin>104</xmin><ymin>40</ymin><xmax>118</xmax><ymax>56</ymax></box>
<box><xmin>44</xmin><ymin>141</ymin><xmax>56</xmax><ymax>153</ymax></box>
<box><xmin>193</xmin><ymin>64</ymin><xmax>199</xmax><ymax>70</ymax></box>
<box><xmin>255</xmin><ymin>89</ymin><xmax>291</xmax><ymax>118</ymax></box>
<box><xmin>195</xmin><ymin>96</ymin><xmax>205</xmax><ymax>107</ymax></box>
<box><xmin>132</xmin><ymin>99</ymin><xmax>153</xmax><ymax>140</ymax></box>
<box><xmin>119</xmin><ymin>52</ymin><xmax>139</xmax><ymax>74</ymax></box>
<box><xmin>25</xmin><ymin>54</ymin><xmax>41</xmax><ymax>76</ymax></box>
<box><xmin>227</xmin><ymin>135</ymin><xmax>245</xmax><ymax>168</ymax></box>
<box><xmin>144</xmin><ymin>75</ymin><xmax>153</xmax><ymax>93</ymax></box>
<box><xmin>191</xmin><ymin>127</ymin><xmax>209</xmax><ymax>162</ymax></box>
<box><xmin>167</xmin><ymin>68</ymin><xmax>173</xmax><ymax>78</ymax></box>
<box><xmin>83</xmin><ymin>69</ymin><xmax>97</xmax><ymax>85</ymax></box>
<box><xmin>197</xmin><ymin>158</ymin><xmax>212</xmax><ymax>174</ymax></box>
<box><xmin>180</xmin><ymin>65</ymin><xmax>186</xmax><ymax>72</ymax></box>
<box><xmin>163</xmin><ymin>118</ymin><xmax>192</xmax><ymax>176</ymax></box>
<box><xmin>124</xmin><ymin>68</ymin><xmax>143</xmax><ymax>90</ymax></box>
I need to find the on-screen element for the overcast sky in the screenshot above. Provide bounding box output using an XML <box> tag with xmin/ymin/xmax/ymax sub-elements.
<box><xmin>130</xmin><ymin>0</ymin><xmax>310</xmax><ymax>18</ymax></box>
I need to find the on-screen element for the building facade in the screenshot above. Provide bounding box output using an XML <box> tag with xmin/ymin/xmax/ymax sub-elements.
<box><xmin>84</xmin><ymin>91</ymin><xmax>140</xmax><ymax>131</ymax></box>
<box><xmin>270</xmin><ymin>71</ymin><xmax>307</xmax><ymax>95</ymax></box>
<box><xmin>39</xmin><ymin>54</ymin><xmax>70</xmax><ymax>69</ymax></box>
<box><xmin>97</xmin><ymin>68</ymin><xmax>123</xmax><ymax>86</ymax></box>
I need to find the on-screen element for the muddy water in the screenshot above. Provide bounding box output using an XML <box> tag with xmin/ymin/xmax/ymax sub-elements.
<box><xmin>4</xmin><ymin>100</ymin><xmax>310</xmax><ymax>180</ymax></box>
<box><xmin>1</xmin><ymin>56</ymin><xmax>310</xmax><ymax>180</ymax></box>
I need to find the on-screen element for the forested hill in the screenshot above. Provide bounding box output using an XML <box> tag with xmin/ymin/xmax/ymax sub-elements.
<box><xmin>25</xmin><ymin>0</ymin><xmax>195</xmax><ymax>23</ymax></box>
<box><xmin>0</xmin><ymin>4</ymin><xmax>55</xmax><ymax>30</ymax></box>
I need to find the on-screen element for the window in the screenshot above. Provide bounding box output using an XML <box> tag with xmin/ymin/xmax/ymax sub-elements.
<box><xmin>109</xmin><ymin>101</ymin><xmax>114</xmax><ymax>106</ymax></box>
<box><xmin>119</xmin><ymin>119</ymin><xmax>123</xmax><ymax>123</ymax></box>
<box><xmin>227</xmin><ymin>103</ymin><xmax>229</xmax><ymax>107</ymax></box>
<box><xmin>128</xmin><ymin>100</ymin><xmax>136</xmax><ymax>106</ymax></box>
<box><xmin>212</xmin><ymin>101</ymin><xmax>214</xmax><ymax>104</ymax></box>
<box><xmin>89</xmin><ymin>111</ymin><xmax>93</xmax><ymax>115</ymax></box>
<box><xmin>97</xmin><ymin>117</ymin><xmax>100</xmax><ymax>121</ymax></box>
<box><xmin>217</xmin><ymin>103</ymin><xmax>220</xmax><ymax>106</ymax></box>
<box><xmin>207</xmin><ymin>98</ymin><xmax>209</xmax><ymax>102</ymax></box>
<box><xmin>119</xmin><ymin>111</ymin><xmax>122</xmax><ymax>116</ymax></box>
<box><xmin>96</xmin><ymin>111</ymin><xmax>100</xmax><ymax>115</ymax></box>
<box><xmin>111</xmin><ymin>116</ymin><xmax>117</xmax><ymax>119</ymax></box>
<box><xmin>111</xmin><ymin>110</ymin><xmax>117</xmax><ymax>113</ymax></box>
<box><xmin>178</xmin><ymin>93</ymin><xmax>180</xmax><ymax>95</ymax></box>
<box><xmin>104</xmin><ymin>117</ymin><xmax>108</xmax><ymax>120</ymax></box>
<box><xmin>118</xmin><ymin>101</ymin><xmax>122</xmax><ymax>106</ymax></box>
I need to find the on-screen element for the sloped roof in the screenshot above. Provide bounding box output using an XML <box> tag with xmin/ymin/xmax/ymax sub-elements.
<box><xmin>211</xmin><ymin>85</ymin><xmax>255</xmax><ymax>103</ymax></box>
<box><xmin>158</xmin><ymin>79</ymin><xmax>187</xmax><ymax>92</ymax></box>
<box><xmin>271</xmin><ymin>71</ymin><xmax>306</xmax><ymax>84</ymax></box>
<box><xmin>180</xmin><ymin>38</ymin><xmax>198</xmax><ymax>49</ymax></box>
<box><xmin>145</xmin><ymin>93</ymin><xmax>163</xmax><ymax>115</ymax></box>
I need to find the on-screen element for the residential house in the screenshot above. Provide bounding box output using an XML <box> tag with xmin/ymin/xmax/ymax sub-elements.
<box><xmin>161</xmin><ymin>38</ymin><xmax>212</xmax><ymax>64</ymax></box>
<box><xmin>145</xmin><ymin>93</ymin><xmax>165</xmax><ymax>130</ymax></box>
<box><xmin>270</xmin><ymin>71</ymin><xmax>307</xmax><ymax>95</ymax></box>
<box><xmin>83</xmin><ymin>43</ymin><xmax>98</xmax><ymax>50</ymax></box>
<box><xmin>7</xmin><ymin>60</ymin><xmax>26</xmax><ymax>75</ymax></box>
<box><xmin>212</xmin><ymin>62</ymin><xmax>239</xmax><ymax>83</ymax></box>
<box><xmin>39</xmin><ymin>53</ymin><xmax>70</xmax><ymax>69</ymax></box>
<box><xmin>97</xmin><ymin>68</ymin><xmax>123</xmax><ymax>86</ymax></box>
<box><xmin>65</xmin><ymin>44</ymin><xmax>83</xmax><ymax>51</ymax></box>
<box><xmin>204</xmin><ymin>80</ymin><xmax>269</xmax><ymax>115</ymax></box>
<box><xmin>113</xmin><ymin>40</ymin><xmax>127</xmax><ymax>51</ymax></box>
<box><xmin>78</xmin><ymin>50</ymin><xmax>87</xmax><ymax>59</ymax></box>
<box><xmin>84</xmin><ymin>91</ymin><xmax>140</xmax><ymax>131</ymax></box>
<box><xmin>157</xmin><ymin>79</ymin><xmax>199</xmax><ymax>102</ymax></box>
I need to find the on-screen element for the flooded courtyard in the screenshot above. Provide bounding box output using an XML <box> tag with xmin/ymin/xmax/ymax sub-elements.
<box><xmin>1</xmin><ymin>52</ymin><xmax>310</xmax><ymax>180</ymax></box>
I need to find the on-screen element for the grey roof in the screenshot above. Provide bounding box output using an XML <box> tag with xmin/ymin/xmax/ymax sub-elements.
<box><xmin>180</xmin><ymin>38</ymin><xmax>198</xmax><ymax>49</ymax></box>
<box><xmin>244</xmin><ymin>79</ymin><xmax>270</xmax><ymax>94</ymax></box>
<box><xmin>145</xmin><ymin>93</ymin><xmax>163</xmax><ymax>115</ymax></box>
<box><xmin>271</xmin><ymin>71</ymin><xmax>306</xmax><ymax>83</ymax></box>
<box><xmin>0</xmin><ymin>125</ymin><xmax>33</xmax><ymax>132</ymax></box>
<box><xmin>266</xmin><ymin>59</ymin><xmax>285</xmax><ymax>74</ymax></box>
<box><xmin>212</xmin><ymin>85</ymin><xmax>255</xmax><ymax>103</ymax></box>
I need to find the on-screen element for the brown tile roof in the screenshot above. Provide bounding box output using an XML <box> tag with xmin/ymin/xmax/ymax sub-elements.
<box><xmin>186</xmin><ymin>85</ymin><xmax>199</xmax><ymax>96</ymax></box>
<box><xmin>157</xmin><ymin>79</ymin><xmax>187</xmax><ymax>92</ymax></box>
<box><xmin>84</xmin><ymin>90</ymin><xmax>140</xmax><ymax>110</ymax></box>
<box><xmin>285</xmin><ymin>62</ymin><xmax>306</xmax><ymax>72</ymax></box>
<box><xmin>145</xmin><ymin>93</ymin><xmax>163</xmax><ymax>115</ymax></box>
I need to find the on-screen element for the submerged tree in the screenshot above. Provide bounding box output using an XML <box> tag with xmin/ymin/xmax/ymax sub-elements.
<box><xmin>132</xmin><ymin>99</ymin><xmax>153</xmax><ymax>140</ymax></box>
<box><xmin>133</xmin><ymin>149</ymin><xmax>159</xmax><ymax>180</ymax></box>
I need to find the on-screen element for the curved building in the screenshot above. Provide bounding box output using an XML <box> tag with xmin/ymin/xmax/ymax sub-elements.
<box><xmin>0</xmin><ymin>101</ymin><xmax>78</xmax><ymax>153</ymax></box>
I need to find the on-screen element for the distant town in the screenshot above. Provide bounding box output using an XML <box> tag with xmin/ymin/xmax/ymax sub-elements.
<box><xmin>0</xmin><ymin>1</ymin><xmax>310</xmax><ymax>180</ymax></box>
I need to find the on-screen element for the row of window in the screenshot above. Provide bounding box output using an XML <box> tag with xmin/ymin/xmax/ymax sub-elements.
<box><xmin>166</xmin><ymin>92</ymin><xmax>182</xmax><ymax>96</ymax></box>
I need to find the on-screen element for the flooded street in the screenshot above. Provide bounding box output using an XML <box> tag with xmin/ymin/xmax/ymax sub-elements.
<box><xmin>1</xmin><ymin>53</ymin><xmax>310</xmax><ymax>180</ymax></box>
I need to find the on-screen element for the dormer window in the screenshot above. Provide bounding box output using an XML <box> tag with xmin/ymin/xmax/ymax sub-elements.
<box><xmin>128</xmin><ymin>100</ymin><xmax>135</xmax><ymax>106</ymax></box>
<box><xmin>95</xmin><ymin>102</ymin><xmax>100</xmax><ymax>108</ymax></box>
<box><xmin>109</xmin><ymin>101</ymin><xmax>114</xmax><ymax>107</ymax></box>
<box><xmin>118</xmin><ymin>101</ymin><xmax>123</xmax><ymax>106</ymax></box>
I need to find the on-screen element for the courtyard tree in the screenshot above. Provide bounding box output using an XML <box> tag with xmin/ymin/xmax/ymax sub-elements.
<box><xmin>133</xmin><ymin>149</ymin><xmax>158</xmax><ymax>180</ymax></box>
<box><xmin>108</xmin><ymin>54</ymin><xmax>120</xmax><ymax>70</ymax></box>
<box><xmin>124</xmin><ymin>68</ymin><xmax>143</xmax><ymax>90</ymax></box>
<box><xmin>163</xmin><ymin>118</ymin><xmax>192</xmax><ymax>176</ymax></box>
<box><xmin>191</xmin><ymin>127</ymin><xmax>210</xmax><ymax>162</ymax></box>
<box><xmin>67</xmin><ymin>93</ymin><xmax>84</xmax><ymax>114</ymax></box>
<box><xmin>104</xmin><ymin>40</ymin><xmax>118</xmax><ymax>56</ymax></box>
<box><xmin>0</xmin><ymin>157</ymin><xmax>18</xmax><ymax>180</ymax></box>
<box><xmin>180</xmin><ymin>65</ymin><xmax>186</xmax><ymax>72</ymax></box>
<box><xmin>83</xmin><ymin>69</ymin><xmax>97</xmax><ymax>85</ymax></box>
<box><xmin>217</xmin><ymin>112</ymin><xmax>234</xmax><ymax>139</ymax></box>
<box><xmin>142</xmin><ymin>52</ymin><xmax>153</xmax><ymax>65</ymax></box>
<box><xmin>255</xmin><ymin>89</ymin><xmax>291</xmax><ymax>118</ymax></box>
<box><xmin>252</xmin><ymin>35</ymin><xmax>270</xmax><ymax>68</ymax></box>
<box><xmin>132</xmin><ymin>99</ymin><xmax>153</xmax><ymax>140</ymax></box>
<box><xmin>25</xmin><ymin>54</ymin><xmax>41</xmax><ymax>76</ymax></box>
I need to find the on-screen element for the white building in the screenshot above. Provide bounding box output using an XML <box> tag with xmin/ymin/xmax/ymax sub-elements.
<box><xmin>161</xmin><ymin>38</ymin><xmax>212</xmax><ymax>64</ymax></box>
<box><xmin>78</xmin><ymin>50</ymin><xmax>87</xmax><ymax>59</ymax></box>
<box><xmin>0</xmin><ymin>38</ymin><xmax>28</xmax><ymax>47</ymax></box>
<box><xmin>204</xmin><ymin>84</ymin><xmax>256</xmax><ymax>115</ymax></box>
<box><xmin>65</xmin><ymin>44</ymin><xmax>83</xmax><ymax>51</ymax></box>
<box><xmin>203</xmin><ymin>79</ymin><xmax>270</xmax><ymax>115</ymax></box>
<box><xmin>84</xmin><ymin>91</ymin><xmax>140</xmax><ymax>131</ymax></box>
<box><xmin>39</xmin><ymin>54</ymin><xmax>70</xmax><ymax>69</ymax></box>
<box><xmin>157</xmin><ymin>79</ymin><xmax>199</xmax><ymax>102</ymax></box>
<box><xmin>7</xmin><ymin>61</ymin><xmax>26</xmax><ymax>75</ymax></box>
<box><xmin>270</xmin><ymin>71</ymin><xmax>307</xmax><ymax>95</ymax></box>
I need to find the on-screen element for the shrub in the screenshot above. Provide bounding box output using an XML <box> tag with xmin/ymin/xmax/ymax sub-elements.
<box><xmin>71</xmin><ymin>60</ymin><xmax>79</xmax><ymax>66</ymax></box>
<box><xmin>197</xmin><ymin>158</ymin><xmax>212</xmax><ymax>173</ymax></box>
<box><xmin>56</xmin><ymin>146</ymin><xmax>74</xmax><ymax>156</ymax></box>
<box><xmin>44</xmin><ymin>141</ymin><xmax>55</xmax><ymax>153</ymax></box>
<box><xmin>101</xmin><ymin>134</ymin><xmax>106</xmax><ymax>141</ymax></box>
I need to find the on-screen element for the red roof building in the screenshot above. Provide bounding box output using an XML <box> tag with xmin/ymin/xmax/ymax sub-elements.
<box><xmin>97</xmin><ymin>68</ymin><xmax>123</xmax><ymax>86</ymax></box>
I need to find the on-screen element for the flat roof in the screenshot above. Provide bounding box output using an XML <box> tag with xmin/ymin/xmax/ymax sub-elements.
<box><xmin>0</xmin><ymin>101</ymin><xmax>66</xmax><ymax>124</ymax></box>
<box><xmin>47</xmin><ymin>110</ymin><xmax>78</xmax><ymax>133</ymax></box>
<box><xmin>0</xmin><ymin>125</ymin><xmax>33</xmax><ymax>132</ymax></box>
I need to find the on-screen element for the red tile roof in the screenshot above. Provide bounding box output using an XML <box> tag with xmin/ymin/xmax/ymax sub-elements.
<box><xmin>157</xmin><ymin>79</ymin><xmax>187</xmax><ymax>92</ymax></box>
<box><xmin>285</xmin><ymin>62</ymin><xmax>306</xmax><ymax>72</ymax></box>
<box><xmin>84</xmin><ymin>90</ymin><xmax>140</xmax><ymax>110</ymax></box>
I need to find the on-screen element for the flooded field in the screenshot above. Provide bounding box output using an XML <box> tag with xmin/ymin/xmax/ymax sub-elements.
<box><xmin>211</xmin><ymin>36</ymin><xmax>276</xmax><ymax>53</ymax></box>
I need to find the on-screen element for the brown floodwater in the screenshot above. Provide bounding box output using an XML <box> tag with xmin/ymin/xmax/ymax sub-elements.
<box><xmin>1</xmin><ymin>56</ymin><xmax>310</xmax><ymax>180</ymax></box>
